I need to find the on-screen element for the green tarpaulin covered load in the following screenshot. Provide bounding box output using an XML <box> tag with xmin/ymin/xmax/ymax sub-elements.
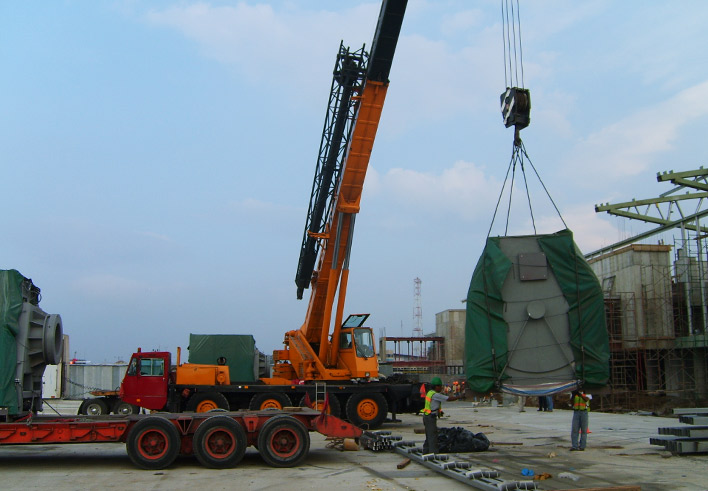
<box><xmin>0</xmin><ymin>270</ymin><xmax>24</xmax><ymax>415</ymax></box>
<box><xmin>465</xmin><ymin>229</ymin><xmax>609</xmax><ymax>395</ymax></box>
<box><xmin>188</xmin><ymin>334</ymin><xmax>258</xmax><ymax>383</ymax></box>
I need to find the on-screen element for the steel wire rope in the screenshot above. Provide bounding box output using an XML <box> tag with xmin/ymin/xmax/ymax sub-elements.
<box><xmin>515</xmin><ymin>0</ymin><xmax>525</xmax><ymax>88</ymax></box>
<box><xmin>509</xmin><ymin>0</ymin><xmax>519</xmax><ymax>87</ymax></box>
<box><xmin>504</xmin><ymin>155</ymin><xmax>518</xmax><ymax>235</ymax></box>
<box><xmin>487</xmin><ymin>149</ymin><xmax>516</xmax><ymax>238</ymax></box>
<box><xmin>519</xmin><ymin>141</ymin><xmax>568</xmax><ymax>229</ymax></box>
<box><xmin>518</xmin><ymin>151</ymin><xmax>537</xmax><ymax>234</ymax></box>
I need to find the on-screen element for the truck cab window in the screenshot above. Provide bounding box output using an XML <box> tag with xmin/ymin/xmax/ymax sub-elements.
<box><xmin>140</xmin><ymin>358</ymin><xmax>165</xmax><ymax>376</ymax></box>
<box><xmin>127</xmin><ymin>357</ymin><xmax>138</xmax><ymax>376</ymax></box>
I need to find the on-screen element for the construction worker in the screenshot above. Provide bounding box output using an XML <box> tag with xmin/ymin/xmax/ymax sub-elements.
<box><xmin>422</xmin><ymin>377</ymin><xmax>461</xmax><ymax>454</ymax></box>
<box><xmin>570</xmin><ymin>389</ymin><xmax>590</xmax><ymax>451</ymax></box>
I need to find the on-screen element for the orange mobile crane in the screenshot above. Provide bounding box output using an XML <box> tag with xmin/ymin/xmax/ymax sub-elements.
<box><xmin>77</xmin><ymin>0</ymin><xmax>421</xmax><ymax>430</ymax></box>
<box><xmin>270</xmin><ymin>0</ymin><xmax>406</xmax><ymax>387</ymax></box>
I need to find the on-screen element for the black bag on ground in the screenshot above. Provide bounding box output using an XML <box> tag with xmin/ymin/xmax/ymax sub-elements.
<box><xmin>437</xmin><ymin>427</ymin><xmax>490</xmax><ymax>453</ymax></box>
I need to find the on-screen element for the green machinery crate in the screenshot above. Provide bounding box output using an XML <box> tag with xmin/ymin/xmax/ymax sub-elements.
<box><xmin>188</xmin><ymin>334</ymin><xmax>258</xmax><ymax>383</ymax></box>
<box><xmin>465</xmin><ymin>229</ymin><xmax>609</xmax><ymax>394</ymax></box>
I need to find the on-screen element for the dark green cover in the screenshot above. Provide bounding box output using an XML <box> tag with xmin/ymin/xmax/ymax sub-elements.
<box><xmin>188</xmin><ymin>334</ymin><xmax>257</xmax><ymax>382</ymax></box>
<box><xmin>0</xmin><ymin>270</ymin><xmax>24</xmax><ymax>414</ymax></box>
<box><xmin>465</xmin><ymin>229</ymin><xmax>610</xmax><ymax>392</ymax></box>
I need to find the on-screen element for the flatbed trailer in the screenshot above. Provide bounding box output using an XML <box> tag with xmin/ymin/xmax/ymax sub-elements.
<box><xmin>0</xmin><ymin>407</ymin><xmax>362</xmax><ymax>470</ymax></box>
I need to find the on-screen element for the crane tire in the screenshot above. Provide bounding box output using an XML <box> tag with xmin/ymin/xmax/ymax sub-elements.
<box><xmin>248</xmin><ymin>392</ymin><xmax>291</xmax><ymax>411</ymax></box>
<box><xmin>298</xmin><ymin>393</ymin><xmax>341</xmax><ymax>418</ymax></box>
<box><xmin>345</xmin><ymin>392</ymin><xmax>388</xmax><ymax>429</ymax></box>
<box><xmin>186</xmin><ymin>392</ymin><xmax>230</xmax><ymax>412</ymax></box>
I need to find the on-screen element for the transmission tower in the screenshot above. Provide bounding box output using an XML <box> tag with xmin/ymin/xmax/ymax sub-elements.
<box><xmin>413</xmin><ymin>277</ymin><xmax>423</xmax><ymax>338</ymax></box>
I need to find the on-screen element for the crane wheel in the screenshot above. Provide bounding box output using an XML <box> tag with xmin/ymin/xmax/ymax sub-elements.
<box><xmin>345</xmin><ymin>392</ymin><xmax>388</xmax><ymax>429</ymax></box>
<box><xmin>257</xmin><ymin>415</ymin><xmax>310</xmax><ymax>468</ymax></box>
<box><xmin>193</xmin><ymin>415</ymin><xmax>247</xmax><ymax>468</ymax></box>
<box><xmin>186</xmin><ymin>392</ymin><xmax>230</xmax><ymax>412</ymax></box>
<box><xmin>126</xmin><ymin>416</ymin><xmax>181</xmax><ymax>470</ymax></box>
<box><xmin>249</xmin><ymin>393</ymin><xmax>291</xmax><ymax>411</ymax></box>
<box><xmin>298</xmin><ymin>393</ymin><xmax>341</xmax><ymax>418</ymax></box>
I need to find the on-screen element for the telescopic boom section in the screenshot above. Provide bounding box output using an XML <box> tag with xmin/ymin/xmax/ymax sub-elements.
<box><xmin>278</xmin><ymin>0</ymin><xmax>406</xmax><ymax>380</ymax></box>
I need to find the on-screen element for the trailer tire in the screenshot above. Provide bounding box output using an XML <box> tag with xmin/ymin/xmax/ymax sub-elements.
<box><xmin>257</xmin><ymin>415</ymin><xmax>310</xmax><ymax>468</ymax></box>
<box><xmin>186</xmin><ymin>392</ymin><xmax>230</xmax><ymax>412</ymax></box>
<box><xmin>113</xmin><ymin>400</ymin><xmax>141</xmax><ymax>415</ymax></box>
<box><xmin>193</xmin><ymin>416</ymin><xmax>247</xmax><ymax>469</ymax></box>
<box><xmin>298</xmin><ymin>393</ymin><xmax>341</xmax><ymax>418</ymax></box>
<box><xmin>126</xmin><ymin>417</ymin><xmax>180</xmax><ymax>470</ymax></box>
<box><xmin>249</xmin><ymin>393</ymin><xmax>292</xmax><ymax>411</ymax></box>
<box><xmin>345</xmin><ymin>392</ymin><xmax>388</xmax><ymax>429</ymax></box>
<box><xmin>82</xmin><ymin>398</ymin><xmax>109</xmax><ymax>416</ymax></box>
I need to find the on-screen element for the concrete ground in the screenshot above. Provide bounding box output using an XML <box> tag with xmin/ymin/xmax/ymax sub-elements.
<box><xmin>0</xmin><ymin>399</ymin><xmax>705</xmax><ymax>490</ymax></box>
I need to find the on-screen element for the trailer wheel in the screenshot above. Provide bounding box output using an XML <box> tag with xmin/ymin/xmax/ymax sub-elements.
<box><xmin>126</xmin><ymin>417</ymin><xmax>180</xmax><ymax>470</ymax></box>
<box><xmin>186</xmin><ymin>392</ymin><xmax>230</xmax><ymax>412</ymax></box>
<box><xmin>345</xmin><ymin>392</ymin><xmax>388</xmax><ymax>429</ymax></box>
<box><xmin>298</xmin><ymin>393</ymin><xmax>341</xmax><ymax>418</ymax></box>
<box><xmin>257</xmin><ymin>415</ymin><xmax>310</xmax><ymax>468</ymax></box>
<box><xmin>113</xmin><ymin>400</ymin><xmax>141</xmax><ymax>415</ymax></box>
<box><xmin>82</xmin><ymin>398</ymin><xmax>109</xmax><ymax>416</ymax></box>
<box><xmin>249</xmin><ymin>393</ymin><xmax>291</xmax><ymax>411</ymax></box>
<box><xmin>193</xmin><ymin>416</ymin><xmax>247</xmax><ymax>469</ymax></box>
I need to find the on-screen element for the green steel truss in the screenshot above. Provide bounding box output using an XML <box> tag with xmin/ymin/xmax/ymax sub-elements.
<box><xmin>587</xmin><ymin>167</ymin><xmax>708</xmax><ymax>259</ymax></box>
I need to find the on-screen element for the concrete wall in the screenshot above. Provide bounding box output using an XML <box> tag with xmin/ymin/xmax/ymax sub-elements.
<box><xmin>589</xmin><ymin>244</ymin><xmax>674</xmax><ymax>348</ymax></box>
<box><xmin>435</xmin><ymin>309</ymin><xmax>466</xmax><ymax>366</ymax></box>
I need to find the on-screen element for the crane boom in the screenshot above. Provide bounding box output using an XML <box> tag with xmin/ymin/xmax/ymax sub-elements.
<box><xmin>274</xmin><ymin>0</ymin><xmax>407</xmax><ymax>382</ymax></box>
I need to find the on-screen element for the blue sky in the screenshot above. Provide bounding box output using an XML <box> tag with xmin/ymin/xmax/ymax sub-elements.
<box><xmin>2</xmin><ymin>1</ymin><xmax>708</xmax><ymax>363</ymax></box>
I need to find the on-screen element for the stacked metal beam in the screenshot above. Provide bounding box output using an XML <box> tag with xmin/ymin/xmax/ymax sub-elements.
<box><xmin>650</xmin><ymin>407</ymin><xmax>708</xmax><ymax>454</ymax></box>
<box><xmin>360</xmin><ymin>431</ymin><xmax>402</xmax><ymax>452</ymax></box>
<box><xmin>392</xmin><ymin>441</ymin><xmax>538</xmax><ymax>490</ymax></box>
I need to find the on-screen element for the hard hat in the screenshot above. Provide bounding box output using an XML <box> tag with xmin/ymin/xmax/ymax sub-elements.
<box><xmin>431</xmin><ymin>377</ymin><xmax>443</xmax><ymax>386</ymax></box>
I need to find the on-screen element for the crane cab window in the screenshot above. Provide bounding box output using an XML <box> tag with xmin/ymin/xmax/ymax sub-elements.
<box><xmin>354</xmin><ymin>328</ymin><xmax>374</xmax><ymax>358</ymax></box>
<box><xmin>139</xmin><ymin>358</ymin><xmax>165</xmax><ymax>376</ymax></box>
<box><xmin>340</xmin><ymin>332</ymin><xmax>353</xmax><ymax>349</ymax></box>
<box><xmin>342</xmin><ymin>314</ymin><xmax>369</xmax><ymax>328</ymax></box>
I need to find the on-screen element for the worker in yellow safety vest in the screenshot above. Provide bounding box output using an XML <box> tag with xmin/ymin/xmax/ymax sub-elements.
<box><xmin>570</xmin><ymin>390</ymin><xmax>590</xmax><ymax>451</ymax></box>
<box><xmin>422</xmin><ymin>377</ymin><xmax>461</xmax><ymax>454</ymax></box>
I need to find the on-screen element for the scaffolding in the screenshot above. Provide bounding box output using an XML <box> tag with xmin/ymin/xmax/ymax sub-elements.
<box><xmin>592</xmin><ymin>238</ymin><xmax>708</xmax><ymax>412</ymax></box>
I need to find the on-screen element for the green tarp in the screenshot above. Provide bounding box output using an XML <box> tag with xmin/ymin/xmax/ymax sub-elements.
<box><xmin>465</xmin><ymin>229</ymin><xmax>610</xmax><ymax>393</ymax></box>
<box><xmin>0</xmin><ymin>270</ymin><xmax>24</xmax><ymax>414</ymax></box>
<box><xmin>188</xmin><ymin>334</ymin><xmax>257</xmax><ymax>382</ymax></box>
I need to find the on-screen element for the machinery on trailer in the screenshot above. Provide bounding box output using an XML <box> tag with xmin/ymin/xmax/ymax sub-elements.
<box><xmin>0</xmin><ymin>269</ymin><xmax>362</xmax><ymax>469</ymax></box>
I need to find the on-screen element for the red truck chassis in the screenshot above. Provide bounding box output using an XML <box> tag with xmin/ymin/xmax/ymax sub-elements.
<box><xmin>0</xmin><ymin>408</ymin><xmax>361</xmax><ymax>469</ymax></box>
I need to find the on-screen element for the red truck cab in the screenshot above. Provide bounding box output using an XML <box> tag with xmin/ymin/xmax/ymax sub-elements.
<box><xmin>119</xmin><ymin>351</ymin><xmax>171</xmax><ymax>411</ymax></box>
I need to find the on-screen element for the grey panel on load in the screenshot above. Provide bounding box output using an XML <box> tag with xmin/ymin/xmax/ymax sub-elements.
<box><xmin>65</xmin><ymin>364</ymin><xmax>127</xmax><ymax>399</ymax></box>
<box><xmin>498</xmin><ymin>237</ymin><xmax>575</xmax><ymax>386</ymax></box>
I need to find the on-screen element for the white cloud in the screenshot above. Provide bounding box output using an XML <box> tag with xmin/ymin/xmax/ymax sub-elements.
<box><xmin>367</xmin><ymin>160</ymin><xmax>501</xmax><ymax>221</ymax></box>
<box><xmin>144</xmin><ymin>3</ymin><xmax>377</xmax><ymax>93</ymax></box>
<box><xmin>566</xmin><ymin>80</ymin><xmax>708</xmax><ymax>183</ymax></box>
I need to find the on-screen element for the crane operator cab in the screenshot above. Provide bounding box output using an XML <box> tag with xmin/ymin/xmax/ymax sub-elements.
<box><xmin>339</xmin><ymin>314</ymin><xmax>375</xmax><ymax>358</ymax></box>
<box><xmin>337</xmin><ymin>314</ymin><xmax>378</xmax><ymax>380</ymax></box>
